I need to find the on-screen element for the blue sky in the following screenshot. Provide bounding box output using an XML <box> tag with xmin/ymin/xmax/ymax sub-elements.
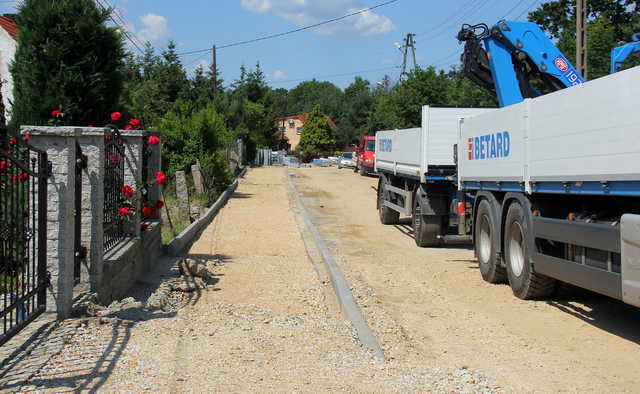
<box><xmin>0</xmin><ymin>0</ymin><xmax>546</xmax><ymax>89</ymax></box>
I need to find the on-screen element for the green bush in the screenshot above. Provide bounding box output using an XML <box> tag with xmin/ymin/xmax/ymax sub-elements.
<box><xmin>10</xmin><ymin>0</ymin><xmax>125</xmax><ymax>128</ymax></box>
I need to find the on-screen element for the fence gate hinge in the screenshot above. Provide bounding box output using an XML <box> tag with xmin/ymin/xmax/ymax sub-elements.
<box><xmin>75</xmin><ymin>246</ymin><xmax>88</xmax><ymax>261</ymax></box>
<box><xmin>76</xmin><ymin>154</ymin><xmax>88</xmax><ymax>170</ymax></box>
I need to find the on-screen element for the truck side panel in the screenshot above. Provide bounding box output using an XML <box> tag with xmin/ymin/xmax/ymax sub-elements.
<box><xmin>458</xmin><ymin>102</ymin><xmax>527</xmax><ymax>183</ymax></box>
<box><xmin>375</xmin><ymin>127</ymin><xmax>422</xmax><ymax>178</ymax></box>
<box><xmin>528</xmin><ymin>66</ymin><xmax>640</xmax><ymax>182</ymax></box>
<box><xmin>424</xmin><ymin>107</ymin><xmax>496</xmax><ymax>176</ymax></box>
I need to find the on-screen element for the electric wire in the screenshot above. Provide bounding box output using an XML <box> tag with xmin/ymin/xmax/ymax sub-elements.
<box><xmin>269</xmin><ymin>65</ymin><xmax>401</xmax><ymax>85</ymax></box>
<box><xmin>499</xmin><ymin>0</ymin><xmax>529</xmax><ymax>20</ymax></box>
<box><xmin>514</xmin><ymin>0</ymin><xmax>542</xmax><ymax>20</ymax></box>
<box><xmin>95</xmin><ymin>0</ymin><xmax>144</xmax><ymax>54</ymax></box>
<box><xmin>176</xmin><ymin>0</ymin><xmax>400</xmax><ymax>56</ymax></box>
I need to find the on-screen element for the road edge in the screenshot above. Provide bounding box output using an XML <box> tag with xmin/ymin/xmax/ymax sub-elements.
<box><xmin>286</xmin><ymin>170</ymin><xmax>386</xmax><ymax>361</ymax></box>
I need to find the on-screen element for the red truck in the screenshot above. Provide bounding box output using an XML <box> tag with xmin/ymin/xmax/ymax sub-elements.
<box><xmin>354</xmin><ymin>135</ymin><xmax>375</xmax><ymax>176</ymax></box>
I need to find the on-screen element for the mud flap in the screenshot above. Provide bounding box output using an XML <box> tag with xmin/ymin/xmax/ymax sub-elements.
<box><xmin>621</xmin><ymin>214</ymin><xmax>640</xmax><ymax>307</ymax></box>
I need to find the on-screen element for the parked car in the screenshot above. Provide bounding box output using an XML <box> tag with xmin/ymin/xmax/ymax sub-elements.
<box><xmin>327</xmin><ymin>156</ymin><xmax>339</xmax><ymax>165</ymax></box>
<box><xmin>338</xmin><ymin>152</ymin><xmax>355</xmax><ymax>169</ymax></box>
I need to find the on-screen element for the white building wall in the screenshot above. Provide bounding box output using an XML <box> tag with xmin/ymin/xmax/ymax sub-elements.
<box><xmin>0</xmin><ymin>28</ymin><xmax>15</xmax><ymax>121</ymax></box>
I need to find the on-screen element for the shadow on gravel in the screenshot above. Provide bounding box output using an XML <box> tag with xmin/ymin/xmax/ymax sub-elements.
<box><xmin>547</xmin><ymin>295</ymin><xmax>640</xmax><ymax>345</ymax></box>
<box><xmin>230</xmin><ymin>191</ymin><xmax>253</xmax><ymax>199</ymax></box>
<box><xmin>0</xmin><ymin>253</ymin><xmax>232</xmax><ymax>392</ymax></box>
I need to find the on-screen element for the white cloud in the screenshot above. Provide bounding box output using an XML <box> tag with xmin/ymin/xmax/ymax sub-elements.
<box><xmin>137</xmin><ymin>13</ymin><xmax>169</xmax><ymax>43</ymax></box>
<box><xmin>195</xmin><ymin>59</ymin><xmax>210</xmax><ymax>72</ymax></box>
<box><xmin>273</xmin><ymin>70</ymin><xmax>287</xmax><ymax>80</ymax></box>
<box><xmin>240</xmin><ymin>0</ymin><xmax>394</xmax><ymax>36</ymax></box>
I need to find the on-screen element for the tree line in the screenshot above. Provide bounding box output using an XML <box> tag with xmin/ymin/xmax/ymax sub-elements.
<box><xmin>6</xmin><ymin>0</ymin><xmax>639</xmax><ymax>165</ymax></box>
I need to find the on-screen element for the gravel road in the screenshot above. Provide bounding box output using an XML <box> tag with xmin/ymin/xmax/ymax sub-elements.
<box><xmin>291</xmin><ymin>166</ymin><xmax>640</xmax><ymax>393</ymax></box>
<box><xmin>5</xmin><ymin>167</ymin><xmax>501</xmax><ymax>393</ymax></box>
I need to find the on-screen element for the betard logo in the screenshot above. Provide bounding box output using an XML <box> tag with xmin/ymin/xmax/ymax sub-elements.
<box><xmin>468</xmin><ymin>132</ymin><xmax>510</xmax><ymax>160</ymax></box>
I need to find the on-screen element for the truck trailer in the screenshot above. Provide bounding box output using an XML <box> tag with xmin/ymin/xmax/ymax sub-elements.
<box><xmin>376</xmin><ymin>20</ymin><xmax>640</xmax><ymax>306</ymax></box>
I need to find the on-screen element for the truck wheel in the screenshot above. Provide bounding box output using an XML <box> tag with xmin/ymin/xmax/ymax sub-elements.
<box><xmin>359</xmin><ymin>165</ymin><xmax>367</xmax><ymax>176</ymax></box>
<box><xmin>378</xmin><ymin>179</ymin><xmax>399</xmax><ymax>225</ymax></box>
<box><xmin>474</xmin><ymin>199</ymin><xmax>506</xmax><ymax>283</ymax></box>
<box><xmin>413</xmin><ymin>196</ymin><xmax>441</xmax><ymax>247</ymax></box>
<box><xmin>504</xmin><ymin>202</ymin><xmax>556</xmax><ymax>299</ymax></box>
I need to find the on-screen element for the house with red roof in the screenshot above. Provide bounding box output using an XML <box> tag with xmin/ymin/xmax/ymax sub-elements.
<box><xmin>0</xmin><ymin>14</ymin><xmax>17</xmax><ymax>120</ymax></box>
<box><xmin>274</xmin><ymin>113</ymin><xmax>337</xmax><ymax>151</ymax></box>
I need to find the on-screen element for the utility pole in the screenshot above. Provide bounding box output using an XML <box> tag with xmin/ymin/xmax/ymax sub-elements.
<box><xmin>399</xmin><ymin>33</ymin><xmax>418</xmax><ymax>81</ymax></box>
<box><xmin>576</xmin><ymin>0</ymin><xmax>588</xmax><ymax>79</ymax></box>
<box><xmin>212</xmin><ymin>45</ymin><xmax>217</xmax><ymax>96</ymax></box>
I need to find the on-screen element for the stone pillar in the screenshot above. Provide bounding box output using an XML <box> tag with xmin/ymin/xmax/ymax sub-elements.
<box><xmin>21</xmin><ymin>126</ymin><xmax>77</xmax><ymax>319</ymax></box>
<box><xmin>143</xmin><ymin>131</ymin><xmax>163</xmax><ymax>209</ymax></box>
<box><xmin>76</xmin><ymin>130</ymin><xmax>105</xmax><ymax>294</ymax></box>
<box><xmin>122</xmin><ymin>132</ymin><xmax>143</xmax><ymax>238</ymax></box>
<box><xmin>175</xmin><ymin>170</ymin><xmax>190</xmax><ymax>221</ymax></box>
<box><xmin>191</xmin><ymin>164</ymin><xmax>204</xmax><ymax>194</ymax></box>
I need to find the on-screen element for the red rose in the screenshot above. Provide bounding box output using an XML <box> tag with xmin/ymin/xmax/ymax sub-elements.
<box><xmin>142</xmin><ymin>205</ymin><xmax>155</xmax><ymax>217</ymax></box>
<box><xmin>87</xmin><ymin>124</ymin><xmax>94</xmax><ymax>128</ymax></box>
<box><xmin>22</xmin><ymin>133</ymin><xmax>30</xmax><ymax>141</ymax></box>
<box><xmin>51</xmin><ymin>109</ymin><xmax>62</xmax><ymax>118</ymax></box>
<box><xmin>140</xmin><ymin>223</ymin><xmax>149</xmax><ymax>231</ymax></box>
<box><xmin>11</xmin><ymin>175</ymin><xmax>18</xmax><ymax>182</ymax></box>
<box><xmin>18</xmin><ymin>173</ymin><xmax>29</xmax><ymax>182</ymax></box>
<box><xmin>121</xmin><ymin>185</ymin><xmax>135</xmax><ymax>198</ymax></box>
<box><xmin>129</xmin><ymin>118</ymin><xmax>141</xmax><ymax>128</ymax></box>
<box><xmin>148</xmin><ymin>136</ymin><xmax>160</xmax><ymax>145</ymax></box>
<box><xmin>123</xmin><ymin>124</ymin><xmax>133</xmax><ymax>131</ymax></box>
<box><xmin>155</xmin><ymin>171</ymin><xmax>167</xmax><ymax>185</ymax></box>
<box><xmin>118</xmin><ymin>207</ymin><xmax>130</xmax><ymax>217</ymax></box>
<box><xmin>9</xmin><ymin>137</ymin><xmax>16</xmax><ymax>144</ymax></box>
<box><xmin>0</xmin><ymin>161</ymin><xmax>7</xmax><ymax>172</ymax></box>
<box><xmin>155</xmin><ymin>200</ymin><xmax>165</xmax><ymax>209</ymax></box>
<box><xmin>111</xmin><ymin>112</ymin><xmax>122</xmax><ymax>121</ymax></box>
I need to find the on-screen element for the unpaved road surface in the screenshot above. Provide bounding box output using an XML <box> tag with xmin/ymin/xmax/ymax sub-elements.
<box><xmin>291</xmin><ymin>166</ymin><xmax>640</xmax><ymax>393</ymax></box>
<box><xmin>5</xmin><ymin>167</ymin><xmax>498</xmax><ymax>393</ymax></box>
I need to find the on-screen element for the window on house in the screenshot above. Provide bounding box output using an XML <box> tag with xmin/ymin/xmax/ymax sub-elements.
<box><xmin>296</xmin><ymin>127</ymin><xmax>302</xmax><ymax>135</ymax></box>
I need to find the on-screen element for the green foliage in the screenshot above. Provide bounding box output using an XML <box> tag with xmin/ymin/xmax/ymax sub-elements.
<box><xmin>287</xmin><ymin>80</ymin><xmax>344</xmax><ymax>120</ymax></box>
<box><xmin>10</xmin><ymin>0</ymin><xmax>125</xmax><ymax>128</ymax></box>
<box><xmin>529</xmin><ymin>0</ymin><xmax>640</xmax><ymax>79</ymax></box>
<box><xmin>337</xmin><ymin>77</ymin><xmax>374</xmax><ymax>147</ymax></box>
<box><xmin>298</xmin><ymin>105</ymin><xmax>336</xmax><ymax>154</ymax></box>
<box><xmin>156</xmin><ymin>103</ymin><xmax>228</xmax><ymax>175</ymax></box>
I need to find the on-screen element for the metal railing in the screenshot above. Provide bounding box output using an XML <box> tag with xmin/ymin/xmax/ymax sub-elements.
<box><xmin>103</xmin><ymin>126</ymin><xmax>126</xmax><ymax>252</ymax></box>
<box><xmin>0</xmin><ymin>138</ymin><xmax>49</xmax><ymax>346</ymax></box>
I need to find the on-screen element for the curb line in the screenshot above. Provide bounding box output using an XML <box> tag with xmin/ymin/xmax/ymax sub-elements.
<box><xmin>166</xmin><ymin>168</ymin><xmax>247</xmax><ymax>256</ymax></box>
<box><xmin>287</xmin><ymin>171</ymin><xmax>386</xmax><ymax>361</ymax></box>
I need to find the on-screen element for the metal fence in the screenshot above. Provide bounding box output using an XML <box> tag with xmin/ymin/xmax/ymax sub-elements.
<box><xmin>103</xmin><ymin>126</ymin><xmax>126</xmax><ymax>252</ymax></box>
<box><xmin>0</xmin><ymin>138</ymin><xmax>49</xmax><ymax>346</ymax></box>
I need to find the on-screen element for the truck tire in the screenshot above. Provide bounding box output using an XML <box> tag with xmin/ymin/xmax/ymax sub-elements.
<box><xmin>503</xmin><ymin>202</ymin><xmax>556</xmax><ymax>299</ymax></box>
<box><xmin>359</xmin><ymin>165</ymin><xmax>367</xmax><ymax>176</ymax></box>
<box><xmin>474</xmin><ymin>199</ymin><xmax>506</xmax><ymax>283</ymax></box>
<box><xmin>378</xmin><ymin>179</ymin><xmax>399</xmax><ymax>225</ymax></box>
<box><xmin>413</xmin><ymin>196</ymin><xmax>441</xmax><ymax>247</ymax></box>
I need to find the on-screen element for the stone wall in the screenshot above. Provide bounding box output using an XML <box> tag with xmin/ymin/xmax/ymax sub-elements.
<box><xmin>21</xmin><ymin>126</ymin><xmax>165</xmax><ymax>316</ymax></box>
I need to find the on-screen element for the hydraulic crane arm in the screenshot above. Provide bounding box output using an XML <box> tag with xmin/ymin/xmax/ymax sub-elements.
<box><xmin>611</xmin><ymin>33</ymin><xmax>640</xmax><ymax>74</ymax></box>
<box><xmin>458</xmin><ymin>21</ymin><xmax>585</xmax><ymax>107</ymax></box>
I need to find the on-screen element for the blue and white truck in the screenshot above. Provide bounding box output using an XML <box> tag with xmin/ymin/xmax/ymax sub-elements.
<box><xmin>376</xmin><ymin>20</ymin><xmax>640</xmax><ymax>305</ymax></box>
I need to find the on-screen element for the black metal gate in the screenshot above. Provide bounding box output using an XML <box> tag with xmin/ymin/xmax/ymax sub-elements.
<box><xmin>0</xmin><ymin>138</ymin><xmax>49</xmax><ymax>346</ymax></box>
<box><xmin>104</xmin><ymin>126</ymin><xmax>126</xmax><ymax>251</ymax></box>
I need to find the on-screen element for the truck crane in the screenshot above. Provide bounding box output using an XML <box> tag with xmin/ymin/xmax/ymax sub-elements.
<box><xmin>375</xmin><ymin>19</ymin><xmax>640</xmax><ymax>306</ymax></box>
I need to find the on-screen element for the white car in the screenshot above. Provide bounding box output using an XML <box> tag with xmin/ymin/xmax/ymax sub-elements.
<box><xmin>338</xmin><ymin>152</ymin><xmax>355</xmax><ymax>169</ymax></box>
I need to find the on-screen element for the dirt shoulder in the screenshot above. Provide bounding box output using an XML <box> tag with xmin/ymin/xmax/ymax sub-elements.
<box><xmin>6</xmin><ymin>167</ymin><xmax>498</xmax><ymax>393</ymax></box>
<box><xmin>291</xmin><ymin>166</ymin><xmax>640</xmax><ymax>393</ymax></box>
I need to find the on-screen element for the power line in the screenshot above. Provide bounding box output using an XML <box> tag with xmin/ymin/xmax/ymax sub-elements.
<box><xmin>177</xmin><ymin>0</ymin><xmax>400</xmax><ymax>56</ymax></box>
<box><xmin>95</xmin><ymin>0</ymin><xmax>144</xmax><ymax>54</ymax></box>
<box><xmin>514</xmin><ymin>0</ymin><xmax>542</xmax><ymax>20</ymax></box>
<box><xmin>500</xmin><ymin>0</ymin><xmax>529</xmax><ymax>20</ymax></box>
<box><xmin>269</xmin><ymin>65</ymin><xmax>401</xmax><ymax>85</ymax></box>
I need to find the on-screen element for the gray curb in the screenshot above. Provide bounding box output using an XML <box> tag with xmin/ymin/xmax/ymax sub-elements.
<box><xmin>287</xmin><ymin>171</ymin><xmax>386</xmax><ymax>360</ymax></box>
<box><xmin>166</xmin><ymin>168</ymin><xmax>247</xmax><ymax>256</ymax></box>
